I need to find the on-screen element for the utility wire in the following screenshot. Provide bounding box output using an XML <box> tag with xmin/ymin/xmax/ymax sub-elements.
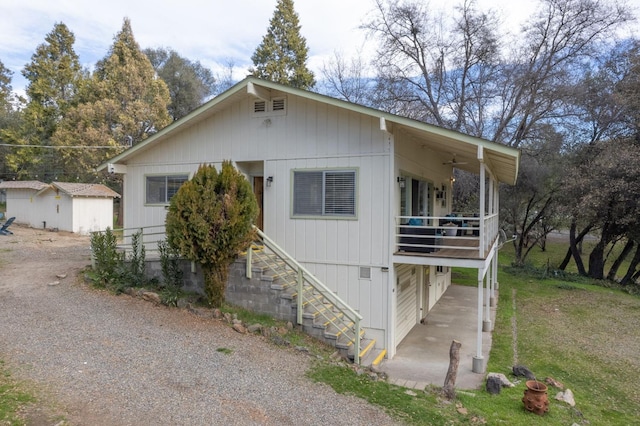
<box><xmin>0</xmin><ymin>143</ymin><xmax>125</xmax><ymax>149</ymax></box>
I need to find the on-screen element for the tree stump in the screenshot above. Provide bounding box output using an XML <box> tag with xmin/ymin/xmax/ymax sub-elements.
<box><xmin>443</xmin><ymin>340</ymin><xmax>462</xmax><ymax>399</ymax></box>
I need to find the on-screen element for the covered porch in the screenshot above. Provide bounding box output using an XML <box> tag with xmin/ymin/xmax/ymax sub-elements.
<box><xmin>380</xmin><ymin>284</ymin><xmax>497</xmax><ymax>390</ymax></box>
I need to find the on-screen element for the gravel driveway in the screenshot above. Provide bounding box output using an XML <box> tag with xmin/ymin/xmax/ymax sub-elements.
<box><xmin>0</xmin><ymin>226</ymin><xmax>399</xmax><ymax>425</ymax></box>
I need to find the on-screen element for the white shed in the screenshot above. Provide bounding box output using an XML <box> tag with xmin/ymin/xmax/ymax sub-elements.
<box><xmin>0</xmin><ymin>181</ymin><xmax>120</xmax><ymax>234</ymax></box>
<box><xmin>0</xmin><ymin>181</ymin><xmax>50</xmax><ymax>227</ymax></box>
<box><xmin>36</xmin><ymin>182</ymin><xmax>120</xmax><ymax>234</ymax></box>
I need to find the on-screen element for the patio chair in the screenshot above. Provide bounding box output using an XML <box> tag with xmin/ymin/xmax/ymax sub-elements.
<box><xmin>0</xmin><ymin>216</ymin><xmax>15</xmax><ymax>235</ymax></box>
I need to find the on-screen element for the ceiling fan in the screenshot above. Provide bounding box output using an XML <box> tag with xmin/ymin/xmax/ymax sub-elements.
<box><xmin>442</xmin><ymin>154</ymin><xmax>468</xmax><ymax>166</ymax></box>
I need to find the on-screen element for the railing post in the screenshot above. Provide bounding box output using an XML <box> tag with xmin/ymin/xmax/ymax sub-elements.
<box><xmin>354</xmin><ymin>317</ymin><xmax>361</xmax><ymax>365</ymax></box>
<box><xmin>297</xmin><ymin>267</ymin><xmax>303</xmax><ymax>325</ymax></box>
<box><xmin>246</xmin><ymin>245</ymin><xmax>252</xmax><ymax>279</ymax></box>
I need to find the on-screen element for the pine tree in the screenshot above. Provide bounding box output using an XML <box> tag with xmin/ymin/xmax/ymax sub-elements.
<box><xmin>250</xmin><ymin>0</ymin><xmax>315</xmax><ymax>89</ymax></box>
<box><xmin>0</xmin><ymin>60</ymin><xmax>19</xmax><ymax>180</ymax></box>
<box><xmin>52</xmin><ymin>18</ymin><xmax>171</xmax><ymax>182</ymax></box>
<box><xmin>3</xmin><ymin>22</ymin><xmax>85</xmax><ymax>180</ymax></box>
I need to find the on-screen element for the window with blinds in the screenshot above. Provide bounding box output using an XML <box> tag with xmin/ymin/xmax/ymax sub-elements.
<box><xmin>293</xmin><ymin>169</ymin><xmax>356</xmax><ymax>217</ymax></box>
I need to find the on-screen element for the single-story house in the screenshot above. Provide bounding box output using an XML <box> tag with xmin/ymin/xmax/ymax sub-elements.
<box><xmin>99</xmin><ymin>77</ymin><xmax>519</xmax><ymax>371</ymax></box>
<box><xmin>0</xmin><ymin>181</ymin><xmax>120</xmax><ymax>235</ymax></box>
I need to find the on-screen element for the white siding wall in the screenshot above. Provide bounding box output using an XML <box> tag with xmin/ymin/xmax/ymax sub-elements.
<box><xmin>394</xmin><ymin>133</ymin><xmax>453</xmax><ymax>217</ymax></box>
<box><xmin>6</xmin><ymin>189</ymin><xmax>113</xmax><ymax>234</ymax></box>
<box><xmin>5</xmin><ymin>189</ymin><xmax>39</xmax><ymax>227</ymax></box>
<box><xmin>123</xmin><ymin>93</ymin><xmax>392</xmax><ymax>333</ymax></box>
<box><xmin>39</xmin><ymin>190</ymin><xmax>72</xmax><ymax>231</ymax></box>
<box><xmin>72</xmin><ymin>197</ymin><xmax>114</xmax><ymax>234</ymax></box>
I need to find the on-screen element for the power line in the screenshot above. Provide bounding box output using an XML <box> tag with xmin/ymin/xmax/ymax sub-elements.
<box><xmin>0</xmin><ymin>143</ymin><xmax>125</xmax><ymax>149</ymax></box>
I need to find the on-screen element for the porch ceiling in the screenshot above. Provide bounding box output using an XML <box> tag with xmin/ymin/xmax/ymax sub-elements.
<box><xmin>394</xmin><ymin>124</ymin><xmax>519</xmax><ymax>186</ymax></box>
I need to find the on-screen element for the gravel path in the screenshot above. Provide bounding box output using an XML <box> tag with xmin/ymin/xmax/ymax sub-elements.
<box><xmin>0</xmin><ymin>226</ymin><xmax>400</xmax><ymax>425</ymax></box>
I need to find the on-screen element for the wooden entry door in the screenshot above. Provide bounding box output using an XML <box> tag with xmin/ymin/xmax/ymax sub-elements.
<box><xmin>253</xmin><ymin>176</ymin><xmax>264</xmax><ymax>230</ymax></box>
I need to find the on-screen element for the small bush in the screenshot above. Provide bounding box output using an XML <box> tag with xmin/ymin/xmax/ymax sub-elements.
<box><xmin>158</xmin><ymin>239</ymin><xmax>184</xmax><ymax>306</ymax></box>
<box><xmin>89</xmin><ymin>228</ymin><xmax>123</xmax><ymax>288</ymax></box>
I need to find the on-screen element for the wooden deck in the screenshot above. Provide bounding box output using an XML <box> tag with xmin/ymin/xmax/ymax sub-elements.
<box><xmin>395</xmin><ymin>236</ymin><xmax>489</xmax><ymax>260</ymax></box>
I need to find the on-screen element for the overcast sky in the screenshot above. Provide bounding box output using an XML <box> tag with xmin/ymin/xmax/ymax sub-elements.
<box><xmin>1</xmin><ymin>0</ymin><xmax>638</xmax><ymax>97</ymax></box>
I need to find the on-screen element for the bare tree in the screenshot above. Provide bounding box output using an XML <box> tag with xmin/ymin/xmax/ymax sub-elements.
<box><xmin>492</xmin><ymin>0</ymin><xmax>633</xmax><ymax>148</ymax></box>
<box><xmin>364</xmin><ymin>0</ymin><xmax>634</xmax><ymax>266</ymax></box>
<box><xmin>320</xmin><ymin>50</ymin><xmax>373</xmax><ymax>105</ymax></box>
<box><xmin>363</xmin><ymin>0</ymin><xmax>501</xmax><ymax>134</ymax></box>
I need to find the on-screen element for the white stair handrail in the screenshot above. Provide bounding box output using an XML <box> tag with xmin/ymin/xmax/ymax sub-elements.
<box><xmin>252</xmin><ymin>226</ymin><xmax>363</xmax><ymax>363</ymax></box>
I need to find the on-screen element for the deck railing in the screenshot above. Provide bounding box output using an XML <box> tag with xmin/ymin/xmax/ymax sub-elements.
<box><xmin>395</xmin><ymin>214</ymin><xmax>498</xmax><ymax>258</ymax></box>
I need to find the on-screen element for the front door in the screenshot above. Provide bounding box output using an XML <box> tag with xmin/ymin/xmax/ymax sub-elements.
<box><xmin>253</xmin><ymin>176</ymin><xmax>264</xmax><ymax>230</ymax></box>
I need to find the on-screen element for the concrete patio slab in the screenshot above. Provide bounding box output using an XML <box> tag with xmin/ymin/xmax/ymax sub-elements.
<box><xmin>379</xmin><ymin>284</ymin><xmax>496</xmax><ymax>390</ymax></box>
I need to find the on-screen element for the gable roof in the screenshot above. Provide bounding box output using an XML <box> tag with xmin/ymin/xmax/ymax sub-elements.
<box><xmin>0</xmin><ymin>180</ymin><xmax>49</xmax><ymax>191</ymax></box>
<box><xmin>47</xmin><ymin>182</ymin><xmax>121</xmax><ymax>198</ymax></box>
<box><xmin>99</xmin><ymin>77</ymin><xmax>520</xmax><ymax>185</ymax></box>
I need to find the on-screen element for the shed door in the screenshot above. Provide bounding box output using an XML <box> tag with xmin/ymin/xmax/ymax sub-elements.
<box><xmin>396</xmin><ymin>265</ymin><xmax>418</xmax><ymax>346</ymax></box>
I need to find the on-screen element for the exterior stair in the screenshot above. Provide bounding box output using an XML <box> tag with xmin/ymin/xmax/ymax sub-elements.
<box><xmin>237</xmin><ymin>228</ymin><xmax>386</xmax><ymax>367</ymax></box>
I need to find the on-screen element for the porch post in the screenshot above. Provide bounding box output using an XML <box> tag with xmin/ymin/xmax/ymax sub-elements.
<box><xmin>478</xmin><ymin>146</ymin><xmax>485</xmax><ymax>257</ymax></box>
<box><xmin>490</xmin><ymin>248</ymin><xmax>497</xmax><ymax>307</ymax></box>
<box><xmin>483</xmin><ymin>270</ymin><xmax>492</xmax><ymax>332</ymax></box>
<box><xmin>473</xmin><ymin>268</ymin><xmax>485</xmax><ymax>373</ymax></box>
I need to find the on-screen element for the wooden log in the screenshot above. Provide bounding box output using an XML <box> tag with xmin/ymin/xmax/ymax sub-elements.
<box><xmin>443</xmin><ymin>339</ymin><xmax>462</xmax><ymax>399</ymax></box>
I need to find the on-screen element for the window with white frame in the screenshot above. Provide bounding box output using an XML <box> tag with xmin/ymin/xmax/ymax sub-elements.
<box><xmin>145</xmin><ymin>174</ymin><xmax>189</xmax><ymax>204</ymax></box>
<box><xmin>292</xmin><ymin>169</ymin><xmax>357</xmax><ymax>217</ymax></box>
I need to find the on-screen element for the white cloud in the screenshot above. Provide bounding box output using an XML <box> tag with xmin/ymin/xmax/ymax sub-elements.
<box><xmin>1</xmin><ymin>0</ymin><xmax>638</xmax><ymax>96</ymax></box>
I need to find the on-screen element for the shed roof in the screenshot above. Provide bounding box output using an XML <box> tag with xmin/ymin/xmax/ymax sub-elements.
<box><xmin>0</xmin><ymin>180</ymin><xmax>49</xmax><ymax>191</ymax></box>
<box><xmin>49</xmin><ymin>182</ymin><xmax>121</xmax><ymax>198</ymax></box>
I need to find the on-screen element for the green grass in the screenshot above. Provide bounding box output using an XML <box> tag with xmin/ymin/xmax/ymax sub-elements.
<box><xmin>0</xmin><ymin>360</ymin><xmax>34</xmax><ymax>426</ymax></box>
<box><xmin>308</xmin><ymin>240</ymin><xmax>640</xmax><ymax>425</ymax></box>
<box><xmin>2</xmin><ymin>237</ymin><xmax>637</xmax><ymax>424</ymax></box>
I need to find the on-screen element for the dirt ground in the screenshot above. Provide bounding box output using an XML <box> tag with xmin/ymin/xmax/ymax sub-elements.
<box><xmin>0</xmin><ymin>224</ymin><xmax>398</xmax><ymax>426</ymax></box>
<box><xmin>0</xmin><ymin>223</ymin><xmax>92</xmax><ymax>292</ymax></box>
<box><xmin>0</xmin><ymin>224</ymin><xmax>93</xmax><ymax>424</ymax></box>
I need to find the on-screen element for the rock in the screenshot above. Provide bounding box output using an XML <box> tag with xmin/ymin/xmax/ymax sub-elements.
<box><xmin>176</xmin><ymin>299</ymin><xmax>190</xmax><ymax>309</ymax></box>
<box><xmin>545</xmin><ymin>376</ymin><xmax>564</xmax><ymax>389</ymax></box>
<box><xmin>141</xmin><ymin>291</ymin><xmax>161</xmax><ymax>305</ymax></box>
<box><xmin>278</xmin><ymin>326</ymin><xmax>288</xmax><ymax>335</ymax></box>
<box><xmin>512</xmin><ymin>365</ymin><xmax>535</xmax><ymax>380</ymax></box>
<box><xmin>223</xmin><ymin>312</ymin><xmax>232</xmax><ymax>323</ymax></box>
<box><xmin>487</xmin><ymin>372</ymin><xmax>514</xmax><ymax>388</ymax></box>
<box><xmin>232</xmin><ymin>318</ymin><xmax>243</xmax><ymax>325</ymax></box>
<box><xmin>47</xmin><ymin>281</ymin><xmax>60</xmax><ymax>286</ymax></box>
<box><xmin>294</xmin><ymin>345</ymin><xmax>309</xmax><ymax>353</ymax></box>
<box><xmin>555</xmin><ymin>389</ymin><xmax>576</xmax><ymax>407</ymax></box>
<box><xmin>271</xmin><ymin>335</ymin><xmax>290</xmax><ymax>346</ymax></box>
<box><xmin>247</xmin><ymin>323</ymin><xmax>263</xmax><ymax>333</ymax></box>
<box><xmin>56</xmin><ymin>273</ymin><xmax>67</xmax><ymax>279</ymax></box>
<box><xmin>189</xmin><ymin>306</ymin><xmax>212</xmax><ymax>318</ymax></box>
<box><xmin>124</xmin><ymin>288</ymin><xmax>139</xmax><ymax>296</ymax></box>
<box><xmin>368</xmin><ymin>372</ymin><xmax>379</xmax><ymax>381</ymax></box>
<box><xmin>232</xmin><ymin>323</ymin><xmax>247</xmax><ymax>334</ymax></box>
<box><xmin>405</xmin><ymin>389</ymin><xmax>417</xmax><ymax>396</ymax></box>
<box><xmin>485</xmin><ymin>375</ymin><xmax>503</xmax><ymax>395</ymax></box>
<box><xmin>212</xmin><ymin>308</ymin><xmax>222</xmax><ymax>319</ymax></box>
<box><xmin>286</xmin><ymin>321</ymin><xmax>293</xmax><ymax>330</ymax></box>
